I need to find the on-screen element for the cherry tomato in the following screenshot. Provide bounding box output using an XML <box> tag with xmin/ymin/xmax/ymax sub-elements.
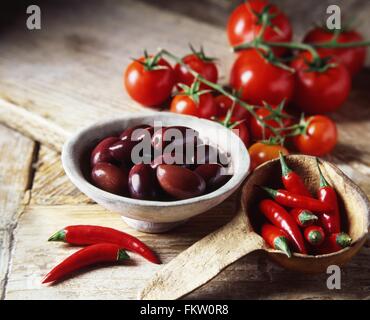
<box><xmin>174</xmin><ymin>54</ymin><xmax>218</xmax><ymax>89</ymax></box>
<box><xmin>250</xmin><ymin>106</ymin><xmax>292</xmax><ymax>141</ymax></box>
<box><xmin>230</xmin><ymin>49</ymin><xmax>295</xmax><ymax>105</ymax></box>
<box><xmin>227</xmin><ymin>0</ymin><xmax>292</xmax><ymax>56</ymax></box>
<box><xmin>170</xmin><ymin>93</ymin><xmax>218</xmax><ymax>119</ymax></box>
<box><xmin>124</xmin><ymin>56</ymin><xmax>175</xmax><ymax>107</ymax></box>
<box><xmin>304</xmin><ymin>27</ymin><xmax>367</xmax><ymax>77</ymax></box>
<box><xmin>248</xmin><ymin>142</ymin><xmax>288</xmax><ymax>171</ymax></box>
<box><xmin>220</xmin><ymin>116</ymin><xmax>250</xmax><ymax>147</ymax></box>
<box><xmin>291</xmin><ymin>52</ymin><xmax>351</xmax><ymax>114</ymax></box>
<box><xmin>214</xmin><ymin>95</ymin><xmax>250</xmax><ymax>122</ymax></box>
<box><xmin>293</xmin><ymin>115</ymin><xmax>337</xmax><ymax>156</ymax></box>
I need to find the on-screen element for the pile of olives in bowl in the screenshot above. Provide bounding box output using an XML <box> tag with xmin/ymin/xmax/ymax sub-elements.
<box><xmin>89</xmin><ymin>124</ymin><xmax>233</xmax><ymax>201</ymax></box>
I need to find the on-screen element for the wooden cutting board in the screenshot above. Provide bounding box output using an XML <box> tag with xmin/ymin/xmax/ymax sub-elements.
<box><xmin>0</xmin><ymin>0</ymin><xmax>369</xmax><ymax>300</ymax></box>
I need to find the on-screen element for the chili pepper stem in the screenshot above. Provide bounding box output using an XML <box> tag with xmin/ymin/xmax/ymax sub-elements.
<box><xmin>299</xmin><ymin>210</ymin><xmax>318</xmax><ymax>224</ymax></box>
<box><xmin>279</xmin><ymin>151</ymin><xmax>291</xmax><ymax>176</ymax></box>
<box><xmin>308</xmin><ymin>230</ymin><xmax>323</xmax><ymax>245</ymax></box>
<box><xmin>274</xmin><ymin>236</ymin><xmax>292</xmax><ymax>258</ymax></box>
<box><xmin>316</xmin><ymin>158</ymin><xmax>330</xmax><ymax>188</ymax></box>
<box><xmin>260</xmin><ymin>186</ymin><xmax>277</xmax><ymax>198</ymax></box>
<box><xmin>117</xmin><ymin>249</ymin><xmax>130</xmax><ymax>261</ymax></box>
<box><xmin>48</xmin><ymin>229</ymin><xmax>66</xmax><ymax>242</ymax></box>
<box><xmin>337</xmin><ymin>233</ymin><xmax>352</xmax><ymax>248</ymax></box>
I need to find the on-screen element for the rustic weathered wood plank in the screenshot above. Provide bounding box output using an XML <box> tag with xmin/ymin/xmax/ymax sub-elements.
<box><xmin>0</xmin><ymin>124</ymin><xmax>36</xmax><ymax>298</ymax></box>
<box><xmin>5</xmin><ymin>203</ymin><xmax>370</xmax><ymax>300</ymax></box>
<box><xmin>5</xmin><ymin>198</ymin><xmax>236</xmax><ymax>299</ymax></box>
<box><xmin>1</xmin><ymin>0</ymin><xmax>369</xmax><ymax>300</ymax></box>
<box><xmin>0</xmin><ymin>230</ymin><xmax>11</xmax><ymax>299</ymax></box>
<box><xmin>0</xmin><ymin>125</ymin><xmax>35</xmax><ymax>227</ymax></box>
<box><xmin>31</xmin><ymin>145</ymin><xmax>92</xmax><ymax>205</ymax></box>
<box><xmin>0</xmin><ymin>0</ymin><xmax>231</xmax><ymax>136</ymax></box>
<box><xmin>0</xmin><ymin>99</ymin><xmax>69</xmax><ymax>152</ymax></box>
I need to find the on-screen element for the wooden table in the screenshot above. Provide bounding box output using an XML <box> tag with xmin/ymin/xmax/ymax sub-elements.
<box><xmin>0</xmin><ymin>0</ymin><xmax>369</xmax><ymax>300</ymax></box>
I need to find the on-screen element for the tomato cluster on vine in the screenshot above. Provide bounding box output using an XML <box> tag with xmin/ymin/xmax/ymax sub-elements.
<box><xmin>124</xmin><ymin>0</ymin><xmax>368</xmax><ymax>171</ymax></box>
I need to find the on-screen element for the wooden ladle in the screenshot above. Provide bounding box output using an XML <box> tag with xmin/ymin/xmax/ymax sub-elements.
<box><xmin>139</xmin><ymin>155</ymin><xmax>370</xmax><ymax>300</ymax></box>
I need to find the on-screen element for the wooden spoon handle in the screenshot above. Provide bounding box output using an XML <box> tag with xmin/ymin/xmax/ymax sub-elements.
<box><xmin>138</xmin><ymin>207</ymin><xmax>265</xmax><ymax>300</ymax></box>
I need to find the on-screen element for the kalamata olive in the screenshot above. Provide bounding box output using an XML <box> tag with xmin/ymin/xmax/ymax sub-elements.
<box><xmin>151</xmin><ymin>151</ymin><xmax>193</xmax><ymax>169</ymax></box>
<box><xmin>156</xmin><ymin>165</ymin><xmax>206</xmax><ymax>200</ymax></box>
<box><xmin>195</xmin><ymin>164</ymin><xmax>231</xmax><ymax>191</ymax></box>
<box><xmin>194</xmin><ymin>144</ymin><xmax>229</xmax><ymax>166</ymax></box>
<box><xmin>91</xmin><ymin>162</ymin><xmax>128</xmax><ymax>195</ymax></box>
<box><xmin>128</xmin><ymin>164</ymin><xmax>158</xmax><ymax>200</ymax></box>
<box><xmin>110</xmin><ymin>126</ymin><xmax>153</xmax><ymax>165</ymax></box>
<box><xmin>152</xmin><ymin>126</ymin><xmax>198</xmax><ymax>153</ymax></box>
<box><xmin>90</xmin><ymin>137</ymin><xmax>120</xmax><ymax>167</ymax></box>
<box><xmin>119</xmin><ymin>124</ymin><xmax>153</xmax><ymax>141</ymax></box>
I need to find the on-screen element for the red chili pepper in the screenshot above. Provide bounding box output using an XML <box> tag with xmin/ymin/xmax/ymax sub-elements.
<box><xmin>316</xmin><ymin>159</ymin><xmax>341</xmax><ymax>234</ymax></box>
<box><xmin>315</xmin><ymin>232</ymin><xmax>352</xmax><ymax>255</ymax></box>
<box><xmin>304</xmin><ymin>225</ymin><xmax>325</xmax><ymax>246</ymax></box>
<box><xmin>42</xmin><ymin>243</ymin><xmax>129</xmax><ymax>284</ymax></box>
<box><xmin>279</xmin><ymin>152</ymin><xmax>311</xmax><ymax>197</ymax></box>
<box><xmin>48</xmin><ymin>225</ymin><xmax>160</xmax><ymax>264</ymax></box>
<box><xmin>259</xmin><ymin>199</ymin><xmax>307</xmax><ymax>254</ymax></box>
<box><xmin>290</xmin><ymin>208</ymin><xmax>318</xmax><ymax>227</ymax></box>
<box><xmin>261</xmin><ymin>187</ymin><xmax>332</xmax><ymax>212</ymax></box>
<box><xmin>261</xmin><ymin>224</ymin><xmax>292</xmax><ymax>257</ymax></box>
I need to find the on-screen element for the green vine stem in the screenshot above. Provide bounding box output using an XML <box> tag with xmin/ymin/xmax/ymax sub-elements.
<box><xmin>160</xmin><ymin>48</ymin><xmax>286</xmax><ymax>139</ymax></box>
<box><xmin>312</xmin><ymin>40</ymin><xmax>370</xmax><ymax>48</ymax></box>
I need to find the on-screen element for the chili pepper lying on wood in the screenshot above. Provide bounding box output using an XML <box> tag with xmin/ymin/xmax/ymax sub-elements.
<box><xmin>304</xmin><ymin>225</ymin><xmax>325</xmax><ymax>246</ymax></box>
<box><xmin>259</xmin><ymin>199</ymin><xmax>307</xmax><ymax>254</ymax></box>
<box><xmin>290</xmin><ymin>208</ymin><xmax>318</xmax><ymax>227</ymax></box>
<box><xmin>42</xmin><ymin>243</ymin><xmax>129</xmax><ymax>284</ymax></box>
<box><xmin>315</xmin><ymin>233</ymin><xmax>352</xmax><ymax>255</ymax></box>
<box><xmin>279</xmin><ymin>152</ymin><xmax>311</xmax><ymax>197</ymax></box>
<box><xmin>316</xmin><ymin>159</ymin><xmax>341</xmax><ymax>234</ymax></box>
<box><xmin>261</xmin><ymin>224</ymin><xmax>292</xmax><ymax>257</ymax></box>
<box><xmin>49</xmin><ymin>225</ymin><xmax>160</xmax><ymax>264</ymax></box>
<box><xmin>261</xmin><ymin>186</ymin><xmax>332</xmax><ymax>212</ymax></box>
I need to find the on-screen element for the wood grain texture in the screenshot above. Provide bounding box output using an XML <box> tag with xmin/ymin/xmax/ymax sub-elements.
<box><xmin>0</xmin><ymin>0</ymin><xmax>369</xmax><ymax>300</ymax></box>
<box><xmin>5</xmin><ymin>199</ymin><xmax>236</xmax><ymax>300</ymax></box>
<box><xmin>0</xmin><ymin>124</ymin><xmax>36</xmax><ymax>298</ymax></box>
<box><xmin>5</xmin><ymin>203</ymin><xmax>370</xmax><ymax>300</ymax></box>
<box><xmin>0</xmin><ymin>230</ymin><xmax>11</xmax><ymax>299</ymax></box>
<box><xmin>0</xmin><ymin>99</ymin><xmax>69</xmax><ymax>151</ymax></box>
<box><xmin>31</xmin><ymin>145</ymin><xmax>92</xmax><ymax>205</ymax></box>
<box><xmin>0</xmin><ymin>125</ymin><xmax>35</xmax><ymax>228</ymax></box>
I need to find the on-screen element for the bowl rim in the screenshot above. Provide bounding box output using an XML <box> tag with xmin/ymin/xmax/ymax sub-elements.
<box><xmin>62</xmin><ymin>112</ymin><xmax>250</xmax><ymax>207</ymax></box>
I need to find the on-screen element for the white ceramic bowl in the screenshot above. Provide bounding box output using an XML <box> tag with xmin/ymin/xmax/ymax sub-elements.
<box><xmin>62</xmin><ymin>112</ymin><xmax>250</xmax><ymax>233</ymax></box>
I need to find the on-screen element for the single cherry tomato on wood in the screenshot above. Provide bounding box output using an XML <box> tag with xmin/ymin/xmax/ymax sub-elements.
<box><xmin>174</xmin><ymin>46</ymin><xmax>218</xmax><ymax>90</ymax></box>
<box><xmin>230</xmin><ymin>49</ymin><xmax>295</xmax><ymax>105</ymax></box>
<box><xmin>124</xmin><ymin>53</ymin><xmax>175</xmax><ymax>107</ymax></box>
<box><xmin>248</xmin><ymin>142</ymin><xmax>288</xmax><ymax>171</ymax></box>
<box><xmin>291</xmin><ymin>51</ymin><xmax>351</xmax><ymax>114</ymax></box>
<box><xmin>293</xmin><ymin>115</ymin><xmax>337</xmax><ymax>156</ymax></box>
<box><xmin>227</xmin><ymin>0</ymin><xmax>292</xmax><ymax>56</ymax></box>
<box><xmin>304</xmin><ymin>27</ymin><xmax>367</xmax><ymax>77</ymax></box>
<box><xmin>250</xmin><ymin>105</ymin><xmax>292</xmax><ymax>141</ymax></box>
